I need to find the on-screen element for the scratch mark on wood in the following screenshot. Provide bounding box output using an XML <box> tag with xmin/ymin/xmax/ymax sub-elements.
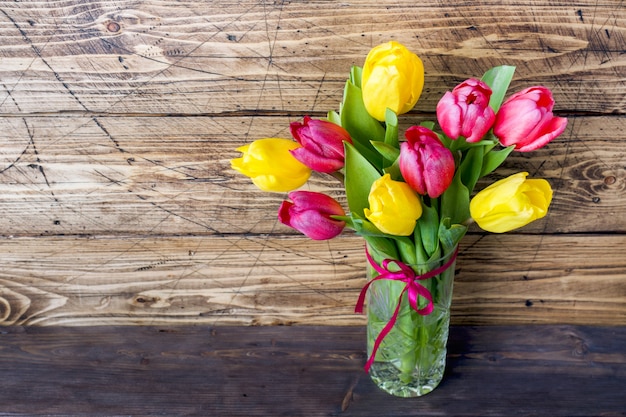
<box><xmin>91</xmin><ymin>3</ymin><xmax>265</xmax><ymax>118</ymax></box>
<box><xmin>92</xmin><ymin>117</ymin><xmax>125</xmax><ymax>152</ymax></box>
<box><xmin>93</xmin><ymin>169</ymin><xmax>125</xmax><ymax>187</ymax></box>
<box><xmin>1</xmin><ymin>83</ymin><xmax>22</xmax><ymax>112</ymax></box>
<box><xmin>0</xmin><ymin>8</ymin><xmax>126</xmax><ymax>154</ymax></box>
<box><xmin>136</xmin><ymin>258</ymin><xmax>172</xmax><ymax>272</ymax></box>
<box><xmin>1</xmin><ymin>9</ymin><xmax>85</xmax><ymax>109</ymax></box>
<box><xmin>341</xmin><ymin>375</ymin><xmax>359</xmax><ymax>411</ymax></box>
<box><xmin>0</xmin><ymin>119</ymin><xmax>30</xmax><ymax>175</ymax></box>
<box><xmin>23</xmin><ymin>119</ymin><xmax>58</xmax><ymax>202</ymax></box>
<box><xmin>311</xmin><ymin>72</ymin><xmax>326</xmax><ymax>112</ymax></box>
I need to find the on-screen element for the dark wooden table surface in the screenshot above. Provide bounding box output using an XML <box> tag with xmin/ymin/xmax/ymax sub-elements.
<box><xmin>1</xmin><ymin>325</ymin><xmax>624</xmax><ymax>416</ymax></box>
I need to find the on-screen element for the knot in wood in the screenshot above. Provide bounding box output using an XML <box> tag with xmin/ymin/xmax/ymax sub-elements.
<box><xmin>106</xmin><ymin>21</ymin><xmax>121</xmax><ymax>33</ymax></box>
<box><xmin>604</xmin><ymin>175</ymin><xmax>616</xmax><ymax>185</ymax></box>
<box><xmin>0</xmin><ymin>297</ymin><xmax>10</xmax><ymax>322</ymax></box>
<box><xmin>572</xmin><ymin>340</ymin><xmax>589</xmax><ymax>358</ymax></box>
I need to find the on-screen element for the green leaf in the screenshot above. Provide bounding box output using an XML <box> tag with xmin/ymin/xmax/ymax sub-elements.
<box><xmin>344</xmin><ymin>142</ymin><xmax>382</xmax><ymax>217</ymax></box>
<box><xmin>440</xmin><ymin>169</ymin><xmax>470</xmax><ymax>225</ymax></box>
<box><xmin>481</xmin><ymin>65</ymin><xmax>516</xmax><ymax>113</ymax></box>
<box><xmin>345</xmin><ymin>214</ymin><xmax>424</xmax><ymax>266</ymax></box>
<box><xmin>341</xmin><ymin>213</ymin><xmax>387</xmax><ymax>238</ymax></box>
<box><xmin>396</xmin><ymin>236</ymin><xmax>417</xmax><ymax>265</ymax></box>
<box><xmin>350</xmin><ymin>65</ymin><xmax>363</xmax><ymax>87</ymax></box>
<box><xmin>420</xmin><ymin>120</ymin><xmax>436</xmax><ymax>130</ymax></box>
<box><xmin>459</xmin><ymin>146</ymin><xmax>484</xmax><ymax>193</ymax></box>
<box><xmin>416</xmin><ymin>202</ymin><xmax>439</xmax><ymax>258</ymax></box>
<box><xmin>383</xmin><ymin>157</ymin><xmax>403</xmax><ymax>182</ymax></box>
<box><xmin>364</xmin><ymin>236</ymin><xmax>399</xmax><ymax>263</ymax></box>
<box><xmin>339</xmin><ymin>70</ymin><xmax>385</xmax><ymax>168</ymax></box>
<box><xmin>437</xmin><ymin>132</ymin><xmax>453</xmax><ymax>150</ymax></box>
<box><xmin>438</xmin><ymin>222</ymin><xmax>468</xmax><ymax>254</ymax></box>
<box><xmin>384</xmin><ymin>108</ymin><xmax>399</xmax><ymax>148</ymax></box>
<box><xmin>327</xmin><ymin>110</ymin><xmax>341</xmax><ymax>125</ymax></box>
<box><xmin>425</xmin><ymin>242</ymin><xmax>442</xmax><ymax>264</ymax></box>
<box><xmin>412</xmin><ymin>225</ymin><xmax>428</xmax><ymax>265</ymax></box>
<box><xmin>370</xmin><ymin>140</ymin><xmax>400</xmax><ymax>162</ymax></box>
<box><xmin>480</xmin><ymin>145</ymin><xmax>515</xmax><ymax>177</ymax></box>
<box><xmin>448</xmin><ymin>136</ymin><xmax>496</xmax><ymax>153</ymax></box>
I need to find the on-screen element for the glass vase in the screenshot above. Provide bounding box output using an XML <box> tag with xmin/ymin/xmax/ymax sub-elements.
<box><xmin>365</xmin><ymin>246</ymin><xmax>457</xmax><ymax>397</ymax></box>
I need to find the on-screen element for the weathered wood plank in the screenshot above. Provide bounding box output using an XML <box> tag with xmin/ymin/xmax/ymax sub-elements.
<box><xmin>0</xmin><ymin>115</ymin><xmax>623</xmax><ymax>236</ymax></box>
<box><xmin>0</xmin><ymin>0</ymin><xmax>623</xmax><ymax>329</ymax></box>
<box><xmin>0</xmin><ymin>1</ymin><xmax>623</xmax><ymax>114</ymax></box>
<box><xmin>0</xmin><ymin>325</ymin><xmax>624</xmax><ymax>416</ymax></box>
<box><xmin>0</xmin><ymin>234</ymin><xmax>624</xmax><ymax>326</ymax></box>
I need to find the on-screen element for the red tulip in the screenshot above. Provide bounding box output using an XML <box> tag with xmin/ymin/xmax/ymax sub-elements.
<box><xmin>399</xmin><ymin>126</ymin><xmax>455</xmax><ymax>198</ymax></box>
<box><xmin>436</xmin><ymin>78</ymin><xmax>495</xmax><ymax>143</ymax></box>
<box><xmin>493</xmin><ymin>86</ymin><xmax>568</xmax><ymax>152</ymax></box>
<box><xmin>278</xmin><ymin>191</ymin><xmax>346</xmax><ymax>240</ymax></box>
<box><xmin>289</xmin><ymin>116</ymin><xmax>352</xmax><ymax>173</ymax></box>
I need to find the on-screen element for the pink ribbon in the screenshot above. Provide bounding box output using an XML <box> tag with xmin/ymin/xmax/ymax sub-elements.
<box><xmin>355</xmin><ymin>247</ymin><xmax>458</xmax><ymax>373</ymax></box>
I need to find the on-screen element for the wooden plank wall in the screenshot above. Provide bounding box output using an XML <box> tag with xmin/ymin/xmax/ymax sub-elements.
<box><xmin>0</xmin><ymin>0</ymin><xmax>624</xmax><ymax>326</ymax></box>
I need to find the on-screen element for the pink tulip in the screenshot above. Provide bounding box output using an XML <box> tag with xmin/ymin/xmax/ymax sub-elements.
<box><xmin>278</xmin><ymin>191</ymin><xmax>346</xmax><ymax>240</ymax></box>
<box><xmin>436</xmin><ymin>78</ymin><xmax>495</xmax><ymax>143</ymax></box>
<box><xmin>493</xmin><ymin>86</ymin><xmax>568</xmax><ymax>152</ymax></box>
<box><xmin>289</xmin><ymin>116</ymin><xmax>352</xmax><ymax>173</ymax></box>
<box><xmin>399</xmin><ymin>126</ymin><xmax>455</xmax><ymax>198</ymax></box>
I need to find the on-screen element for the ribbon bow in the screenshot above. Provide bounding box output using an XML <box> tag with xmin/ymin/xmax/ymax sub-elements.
<box><xmin>355</xmin><ymin>248</ymin><xmax>458</xmax><ymax>373</ymax></box>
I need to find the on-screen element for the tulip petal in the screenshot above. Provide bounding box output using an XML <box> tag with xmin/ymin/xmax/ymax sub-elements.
<box><xmin>230</xmin><ymin>138</ymin><xmax>311</xmax><ymax>192</ymax></box>
<box><xmin>361</xmin><ymin>41</ymin><xmax>424</xmax><ymax>121</ymax></box>
<box><xmin>278</xmin><ymin>191</ymin><xmax>346</xmax><ymax>240</ymax></box>
<box><xmin>290</xmin><ymin>148</ymin><xmax>344</xmax><ymax>174</ymax></box>
<box><xmin>470</xmin><ymin>172</ymin><xmax>553</xmax><ymax>233</ymax></box>
<box><xmin>400</xmin><ymin>126</ymin><xmax>455</xmax><ymax>198</ymax></box>
<box><xmin>364</xmin><ymin>174</ymin><xmax>422</xmax><ymax>236</ymax></box>
<box><xmin>437</xmin><ymin>79</ymin><xmax>495</xmax><ymax>143</ymax></box>
<box><xmin>399</xmin><ymin>142</ymin><xmax>427</xmax><ymax>195</ymax></box>
<box><xmin>287</xmin><ymin>209</ymin><xmax>345</xmax><ymax>240</ymax></box>
<box><xmin>494</xmin><ymin>86</ymin><xmax>566</xmax><ymax>151</ymax></box>
<box><xmin>436</xmin><ymin>92</ymin><xmax>462</xmax><ymax>139</ymax></box>
<box><xmin>289</xmin><ymin>117</ymin><xmax>352</xmax><ymax>172</ymax></box>
<box><xmin>515</xmin><ymin>116</ymin><xmax>568</xmax><ymax>152</ymax></box>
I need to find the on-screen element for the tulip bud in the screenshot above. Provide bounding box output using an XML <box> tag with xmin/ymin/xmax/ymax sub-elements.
<box><xmin>493</xmin><ymin>86</ymin><xmax>568</xmax><ymax>152</ymax></box>
<box><xmin>470</xmin><ymin>172</ymin><xmax>553</xmax><ymax>233</ymax></box>
<box><xmin>231</xmin><ymin>138</ymin><xmax>311</xmax><ymax>192</ymax></box>
<box><xmin>278</xmin><ymin>191</ymin><xmax>346</xmax><ymax>240</ymax></box>
<box><xmin>289</xmin><ymin>116</ymin><xmax>352</xmax><ymax>173</ymax></box>
<box><xmin>364</xmin><ymin>174</ymin><xmax>422</xmax><ymax>236</ymax></box>
<box><xmin>436</xmin><ymin>78</ymin><xmax>496</xmax><ymax>143</ymax></box>
<box><xmin>399</xmin><ymin>126</ymin><xmax>455</xmax><ymax>198</ymax></box>
<box><xmin>361</xmin><ymin>41</ymin><xmax>425</xmax><ymax>121</ymax></box>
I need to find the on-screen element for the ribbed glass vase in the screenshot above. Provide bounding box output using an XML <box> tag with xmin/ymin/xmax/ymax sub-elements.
<box><xmin>365</xmin><ymin>246</ymin><xmax>457</xmax><ymax>397</ymax></box>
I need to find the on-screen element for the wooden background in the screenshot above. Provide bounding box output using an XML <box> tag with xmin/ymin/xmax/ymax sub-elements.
<box><xmin>0</xmin><ymin>0</ymin><xmax>624</xmax><ymax>327</ymax></box>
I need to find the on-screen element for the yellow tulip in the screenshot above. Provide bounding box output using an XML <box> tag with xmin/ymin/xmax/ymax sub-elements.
<box><xmin>361</xmin><ymin>41</ymin><xmax>425</xmax><ymax>121</ymax></box>
<box><xmin>364</xmin><ymin>174</ymin><xmax>422</xmax><ymax>236</ymax></box>
<box><xmin>470</xmin><ymin>172</ymin><xmax>553</xmax><ymax>233</ymax></box>
<box><xmin>231</xmin><ymin>138</ymin><xmax>311</xmax><ymax>192</ymax></box>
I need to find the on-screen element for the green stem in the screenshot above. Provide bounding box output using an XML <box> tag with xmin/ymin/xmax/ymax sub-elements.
<box><xmin>396</xmin><ymin>237</ymin><xmax>417</xmax><ymax>265</ymax></box>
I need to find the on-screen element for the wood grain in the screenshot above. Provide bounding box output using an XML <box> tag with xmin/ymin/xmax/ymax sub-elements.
<box><xmin>0</xmin><ymin>325</ymin><xmax>624</xmax><ymax>416</ymax></box>
<box><xmin>0</xmin><ymin>1</ymin><xmax>623</xmax><ymax>115</ymax></box>
<box><xmin>0</xmin><ymin>234</ymin><xmax>624</xmax><ymax>326</ymax></box>
<box><xmin>0</xmin><ymin>115</ymin><xmax>623</xmax><ymax>236</ymax></box>
<box><xmin>0</xmin><ymin>1</ymin><xmax>624</xmax><ymax>327</ymax></box>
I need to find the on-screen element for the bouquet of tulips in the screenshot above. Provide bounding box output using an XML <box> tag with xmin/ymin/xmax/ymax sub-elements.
<box><xmin>232</xmin><ymin>41</ymin><xmax>567</xmax><ymax>389</ymax></box>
